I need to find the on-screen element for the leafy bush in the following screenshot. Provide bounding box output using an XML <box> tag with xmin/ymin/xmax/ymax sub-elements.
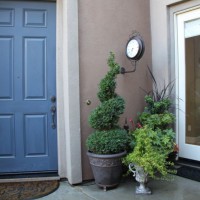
<box><xmin>86</xmin><ymin>52</ymin><xmax>129</xmax><ymax>154</ymax></box>
<box><xmin>89</xmin><ymin>96</ymin><xmax>125</xmax><ymax>130</ymax></box>
<box><xmin>123</xmin><ymin>126</ymin><xmax>175</xmax><ymax>179</ymax></box>
<box><xmin>138</xmin><ymin>67</ymin><xmax>175</xmax><ymax>129</ymax></box>
<box><xmin>144</xmin><ymin>95</ymin><xmax>172</xmax><ymax>114</ymax></box>
<box><xmin>124</xmin><ymin>67</ymin><xmax>176</xmax><ymax>179</ymax></box>
<box><xmin>86</xmin><ymin>129</ymin><xmax>130</xmax><ymax>154</ymax></box>
<box><xmin>139</xmin><ymin>110</ymin><xmax>175</xmax><ymax>130</ymax></box>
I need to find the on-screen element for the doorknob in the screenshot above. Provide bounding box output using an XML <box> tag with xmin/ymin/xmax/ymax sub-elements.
<box><xmin>51</xmin><ymin>105</ymin><xmax>56</xmax><ymax>129</ymax></box>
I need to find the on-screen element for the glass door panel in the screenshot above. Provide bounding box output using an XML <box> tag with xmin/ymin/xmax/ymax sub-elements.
<box><xmin>186</xmin><ymin>36</ymin><xmax>200</xmax><ymax>146</ymax></box>
<box><xmin>176</xmin><ymin>8</ymin><xmax>200</xmax><ymax>161</ymax></box>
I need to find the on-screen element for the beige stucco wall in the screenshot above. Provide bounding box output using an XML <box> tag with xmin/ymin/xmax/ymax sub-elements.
<box><xmin>78</xmin><ymin>0</ymin><xmax>152</xmax><ymax>180</ymax></box>
<box><xmin>20</xmin><ymin>0</ymin><xmax>200</xmax><ymax>184</ymax></box>
<box><xmin>150</xmin><ymin>0</ymin><xmax>200</xmax><ymax>83</ymax></box>
<box><xmin>150</xmin><ymin>0</ymin><xmax>200</xmax><ymax>141</ymax></box>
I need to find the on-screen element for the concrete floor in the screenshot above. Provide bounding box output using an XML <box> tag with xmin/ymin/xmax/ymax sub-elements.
<box><xmin>39</xmin><ymin>176</ymin><xmax>200</xmax><ymax>200</ymax></box>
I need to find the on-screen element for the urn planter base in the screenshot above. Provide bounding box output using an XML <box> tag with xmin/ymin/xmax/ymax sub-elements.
<box><xmin>136</xmin><ymin>184</ymin><xmax>152</xmax><ymax>195</ymax></box>
<box><xmin>129</xmin><ymin>163</ymin><xmax>152</xmax><ymax>195</ymax></box>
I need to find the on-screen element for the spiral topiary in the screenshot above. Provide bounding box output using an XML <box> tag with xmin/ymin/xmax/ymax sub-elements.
<box><xmin>86</xmin><ymin>52</ymin><xmax>130</xmax><ymax>154</ymax></box>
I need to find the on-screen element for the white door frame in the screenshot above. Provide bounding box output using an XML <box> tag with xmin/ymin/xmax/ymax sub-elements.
<box><xmin>175</xmin><ymin>7</ymin><xmax>200</xmax><ymax>161</ymax></box>
<box><xmin>56</xmin><ymin>0</ymin><xmax>82</xmax><ymax>184</ymax></box>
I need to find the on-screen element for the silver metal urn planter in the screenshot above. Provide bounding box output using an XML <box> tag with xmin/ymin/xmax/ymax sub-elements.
<box><xmin>129</xmin><ymin>163</ymin><xmax>152</xmax><ymax>195</ymax></box>
<box><xmin>87</xmin><ymin>151</ymin><xmax>126</xmax><ymax>191</ymax></box>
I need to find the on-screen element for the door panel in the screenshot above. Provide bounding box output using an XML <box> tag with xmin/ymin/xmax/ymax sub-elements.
<box><xmin>176</xmin><ymin>8</ymin><xmax>200</xmax><ymax>161</ymax></box>
<box><xmin>0</xmin><ymin>8</ymin><xmax>14</xmax><ymax>26</ymax></box>
<box><xmin>186</xmin><ymin>36</ymin><xmax>200</xmax><ymax>146</ymax></box>
<box><xmin>0</xmin><ymin>37</ymin><xmax>13</xmax><ymax>99</ymax></box>
<box><xmin>24</xmin><ymin>37</ymin><xmax>47</xmax><ymax>99</ymax></box>
<box><xmin>24</xmin><ymin>114</ymin><xmax>48</xmax><ymax>156</ymax></box>
<box><xmin>0</xmin><ymin>1</ymin><xmax>57</xmax><ymax>173</ymax></box>
<box><xmin>24</xmin><ymin>9</ymin><xmax>47</xmax><ymax>28</ymax></box>
<box><xmin>0</xmin><ymin>115</ymin><xmax>15</xmax><ymax>158</ymax></box>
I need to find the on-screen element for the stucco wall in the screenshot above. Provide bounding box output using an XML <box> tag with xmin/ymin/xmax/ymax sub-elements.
<box><xmin>78</xmin><ymin>0</ymin><xmax>152</xmax><ymax>180</ymax></box>
<box><xmin>150</xmin><ymin>0</ymin><xmax>200</xmax><ymax>83</ymax></box>
<box><xmin>150</xmin><ymin>0</ymin><xmax>200</xmax><ymax>162</ymax></box>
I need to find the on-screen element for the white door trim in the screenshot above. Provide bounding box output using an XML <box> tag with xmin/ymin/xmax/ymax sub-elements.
<box><xmin>174</xmin><ymin>7</ymin><xmax>200</xmax><ymax>161</ymax></box>
<box><xmin>56</xmin><ymin>0</ymin><xmax>82</xmax><ymax>184</ymax></box>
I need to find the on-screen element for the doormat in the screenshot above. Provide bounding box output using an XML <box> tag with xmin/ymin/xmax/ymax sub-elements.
<box><xmin>0</xmin><ymin>180</ymin><xmax>59</xmax><ymax>200</ymax></box>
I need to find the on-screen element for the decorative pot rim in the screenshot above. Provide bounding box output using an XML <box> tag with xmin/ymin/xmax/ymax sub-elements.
<box><xmin>87</xmin><ymin>151</ymin><xmax>127</xmax><ymax>159</ymax></box>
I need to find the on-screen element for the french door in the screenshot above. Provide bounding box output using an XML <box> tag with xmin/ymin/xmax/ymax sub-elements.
<box><xmin>176</xmin><ymin>8</ymin><xmax>200</xmax><ymax>161</ymax></box>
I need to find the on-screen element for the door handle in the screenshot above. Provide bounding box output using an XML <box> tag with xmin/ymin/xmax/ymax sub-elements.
<box><xmin>51</xmin><ymin>105</ymin><xmax>56</xmax><ymax>129</ymax></box>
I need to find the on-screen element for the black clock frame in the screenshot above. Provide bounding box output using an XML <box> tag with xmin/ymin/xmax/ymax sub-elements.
<box><xmin>125</xmin><ymin>35</ymin><xmax>145</xmax><ymax>61</ymax></box>
<box><xmin>121</xmin><ymin>33</ymin><xmax>145</xmax><ymax>74</ymax></box>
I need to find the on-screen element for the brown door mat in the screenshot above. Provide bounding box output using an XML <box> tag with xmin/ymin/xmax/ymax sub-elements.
<box><xmin>0</xmin><ymin>180</ymin><xmax>59</xmax><ymax>200</ymax></box>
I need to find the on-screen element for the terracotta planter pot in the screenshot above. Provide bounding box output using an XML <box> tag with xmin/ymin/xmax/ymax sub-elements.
<box><xmin>87</xmin><ymin>151</ymin><xmax>126</xmax><ymax>191</ymax></box>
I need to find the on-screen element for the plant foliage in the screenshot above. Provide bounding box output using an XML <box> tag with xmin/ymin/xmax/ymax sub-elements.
<box><xmin>123</xmin><ymin>126</ymin><xmax>175</xmax><ymax>179</ymax></box>
<box><xmin>124</xmin><ymin>68</ymin><xmax>176</xmax><ymax>179</ymax></box>
<box><xmin>86</xmin><ymin>52</ymin><xmax>130</xmax><ymax>154</ymax></box>
<box><xmin>138</xmin><ymin>67</ymin><xmax>176</xmax><ymax>130</ymax></box>
<box><xmin>145</xmin><ymin>66</ymin><xmax>175</xmax><ymax>102</ymax></box>
<box><xmin>97</xmin><ymin>54</ymin><xmax>120</xmax><ymax>102</ymax></box>
<box><xmin>86</xmin><ymin>129</ymin><xmax>130</xmax><ymax>154</ymax></box>
<box><xmin>89</xmin><ymin>96</ymin><xmax>125</xmax><ymax>130</ymax></box>
<box><xmin>139</xmin><ymin>96</ymin><xmax>175</xmax><ymax>130</ymax></box>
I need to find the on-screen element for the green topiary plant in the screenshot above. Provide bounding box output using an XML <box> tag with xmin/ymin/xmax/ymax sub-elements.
<box><xmin>86</xmin><ymin>52</ymin><xmax>130</xmax><ymax>154</ymax></box>
<box><xmin>86</xmin><ymin>129</ymin><xmax>129</xmax><ymax>154</ymax></box>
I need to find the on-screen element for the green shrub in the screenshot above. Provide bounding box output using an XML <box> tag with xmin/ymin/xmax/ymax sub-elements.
<box><xmin>89</xmin><ymin>96</ymin><xmax>125</xmax><ymax>130</ymax></box>
<box><xmin>86</xmin><ymin>52</ymin><xmax>129</xmax><ymax>154</ymax></box>
<box><xmin>145</xmin><ymin>95</ymin><xmax>172</xmax><ymax>114</ymax></box>
<box><xmin>97</xmin><ymin>53</ymin><xmax>120</xmax><ymax>103</ymax></box>
<box><xmin>139</xmin><ymin>111</ymin><xmax>175</xmax><ymax>129</ymax></box>
<box><xmin>123</xmin><ymin>126</ymin><xmax>175</xmax><ymax>179</ymax></box>
<box><xmin>124</xmin><ymin>68</ymin><xmax>176</xmax><ymax>179</ymax></box>
<box><xmin>86</xmin><ymin>129</ymin><xmax>130</xmax><ymax>154</ymax></box>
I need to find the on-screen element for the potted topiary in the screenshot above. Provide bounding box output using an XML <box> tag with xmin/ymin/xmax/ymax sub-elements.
<box><xmin>123</xmin><ymin>67</ymin><xmax>176</xmax><ymax>194</ymax></box>
<box><xmin>86</xmin><ymin>52</ymin><xmax>130</xmax><ymax>191</ymax></box>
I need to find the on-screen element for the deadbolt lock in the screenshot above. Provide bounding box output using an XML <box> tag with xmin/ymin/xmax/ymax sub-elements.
<box><xmin>51</xmin><ymin>96</ymin><xmax>56</xmax><ymax>103</ymax></box>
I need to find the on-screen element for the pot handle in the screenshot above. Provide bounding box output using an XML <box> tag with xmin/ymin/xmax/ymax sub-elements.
<box><xmin>129</xmin><ymin>163</ymin><xmax>136</xmax><ymax>177</ymax></box>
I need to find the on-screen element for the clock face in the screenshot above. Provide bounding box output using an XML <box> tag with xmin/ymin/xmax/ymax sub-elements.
<box><xmin>126</xmin><ymin>39</ymin><xmax>140</xmax><ymax>59</ymax></box>
<box><xmin>125</xmin><ymin>35</ymin><xmax>145</xmax><ymax>61</ymax></box>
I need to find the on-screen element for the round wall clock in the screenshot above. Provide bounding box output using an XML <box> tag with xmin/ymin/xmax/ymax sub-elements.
<box><xmin>125</xmin><ymin>35</ymin><xmax>145</xmax><ymax>61</ymax></box>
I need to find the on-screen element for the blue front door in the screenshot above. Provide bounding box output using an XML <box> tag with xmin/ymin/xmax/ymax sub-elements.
<box><xmin>0</xmin><ymin>1</ymin><xmax>57</xmax><ymax>173</ymax></box>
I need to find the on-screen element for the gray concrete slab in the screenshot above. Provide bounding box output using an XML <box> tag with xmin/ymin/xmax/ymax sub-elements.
<box><xmin>39</xmin><ymin>176</ymin><xmax>200</xmax><ymax>200</ymax></box>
